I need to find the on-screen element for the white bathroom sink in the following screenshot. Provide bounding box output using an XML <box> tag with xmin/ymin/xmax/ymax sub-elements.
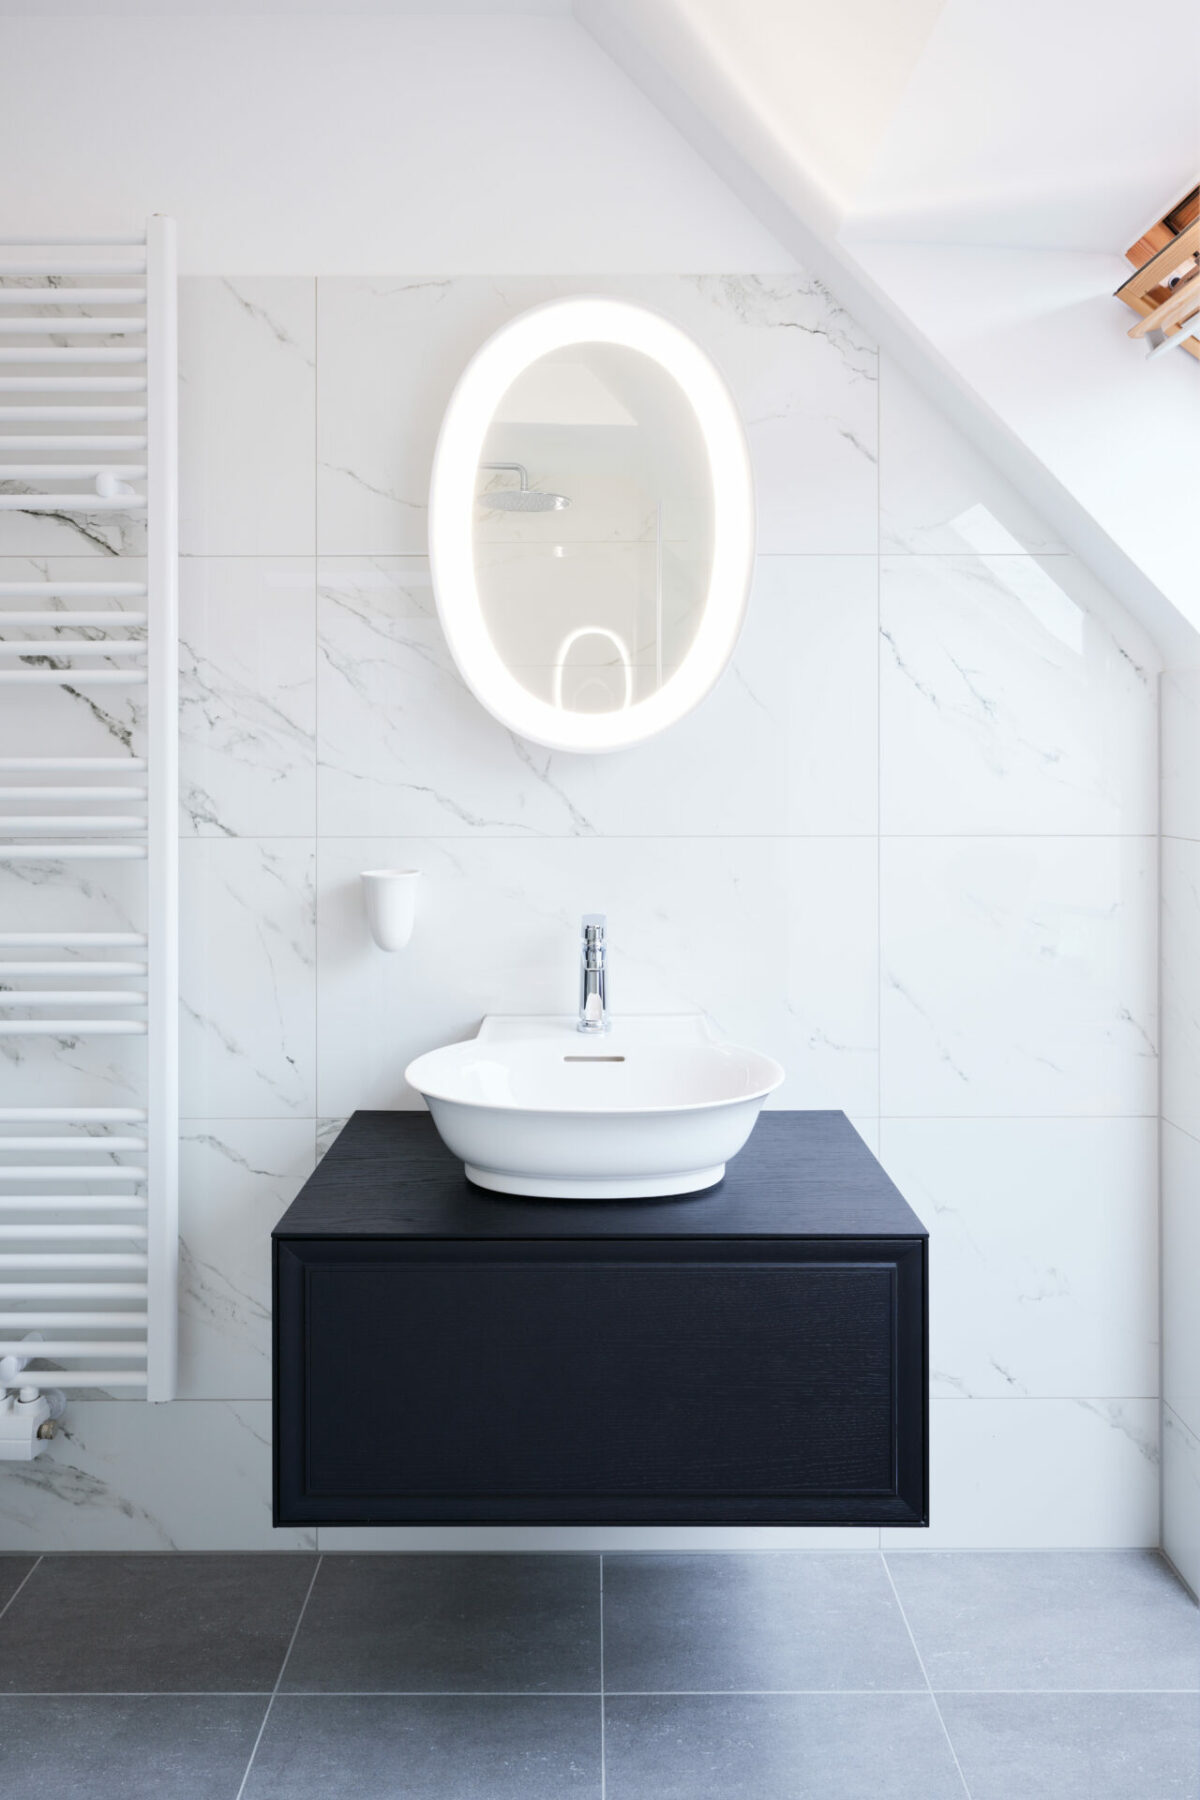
<box><xmin>404</xmin><ymin>1015</ymin><xmax>784</xmax><ymax>1199</ymax></box>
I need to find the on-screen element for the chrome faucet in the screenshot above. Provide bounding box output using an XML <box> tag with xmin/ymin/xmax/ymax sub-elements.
<box><xmin>578</xmin><ymin>913</ymin><xmax>609</xmax><ymax>1032</ymax></box>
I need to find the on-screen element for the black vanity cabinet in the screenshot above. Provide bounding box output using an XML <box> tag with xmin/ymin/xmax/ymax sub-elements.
<box><xmin>273</xmin><ymin>1112</ymin><xmax>928</xmax><ymax>1528</ymax></box>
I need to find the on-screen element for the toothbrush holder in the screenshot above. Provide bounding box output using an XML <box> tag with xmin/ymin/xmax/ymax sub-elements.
<box><xmin>361</xmin><ymin>869</ymin><xmax>420</xmax><ymax>951</ymax></box>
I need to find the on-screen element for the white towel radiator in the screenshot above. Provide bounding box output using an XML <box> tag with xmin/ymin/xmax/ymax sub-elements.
<box><xmin>0</xmin><ymin>218</ymin><xmax>178</xmax><ymax>1406</ymax></box>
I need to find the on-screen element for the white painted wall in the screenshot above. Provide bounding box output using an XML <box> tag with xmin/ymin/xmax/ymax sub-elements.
<box><xmin>1161</xmin><ymin>664</ymin><xmax>1200</xmax><ymax>1594</ymax></box>
<box><xmin>850</xmin><ymin>241</ymin><xmax>1200</xmax><ymax>641</ymax></box>
<box><xmin>0</xmin><ymin>12</ymin><xmax>1164</xmax><ymax>1552</ymax></box>
<box><xmin>0</xmin><ymin>14</ymin><xmax>790</xmax><ymax>274</ymax></box>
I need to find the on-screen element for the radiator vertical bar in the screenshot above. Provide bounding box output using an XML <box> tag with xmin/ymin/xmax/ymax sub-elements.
<box><xmin>145</xmin><ymin>214</ymin><xmax>179</xmax><ymax>1403</ymax></box>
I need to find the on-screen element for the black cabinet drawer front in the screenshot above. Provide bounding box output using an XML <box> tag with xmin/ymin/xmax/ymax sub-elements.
<box><xmin>275</xmin><ymin>1238</ymin><xmax>926</xmax><ymax>1524</ymax></box>
<box><xmin>306</xmin><ymin>1260</ymin><xmax>896</xmax><ymax>1499</ymax></box>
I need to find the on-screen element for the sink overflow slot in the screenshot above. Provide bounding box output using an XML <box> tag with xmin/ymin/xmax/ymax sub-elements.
<box><xmin>563</xmin><ymin>1054</ymin><xmax>626</xmax><ymax>1063</ymax></box>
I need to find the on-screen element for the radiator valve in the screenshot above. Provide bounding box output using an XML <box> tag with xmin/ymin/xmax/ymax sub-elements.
<box><xmin>0</xmin><ymin>1387</ymin><xmax>66</xmax><ymax>1461</ymax></box>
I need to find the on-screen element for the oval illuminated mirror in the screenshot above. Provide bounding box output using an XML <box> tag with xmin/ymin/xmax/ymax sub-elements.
<box><xmin>429</xmin><ymin>297</ymin><xmax>755</xmax><ymax>753</ymax></box>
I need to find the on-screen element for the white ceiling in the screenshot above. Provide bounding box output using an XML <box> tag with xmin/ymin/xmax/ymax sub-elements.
<box><xmin>590</xmin><ymin>0</ymin><xmax>1200</xmax><ymax>252</ymax></box>
<box><xmin>633</xmin><ymin>0</ymin><xmax>948</xmax><ymax>219</ymax></box>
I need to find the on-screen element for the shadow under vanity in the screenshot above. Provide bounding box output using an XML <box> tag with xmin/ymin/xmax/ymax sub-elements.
<box><xmin>273</xmin><ymin>1111</ymin><xmax>928</xmax><ymax>1529</ymax></box>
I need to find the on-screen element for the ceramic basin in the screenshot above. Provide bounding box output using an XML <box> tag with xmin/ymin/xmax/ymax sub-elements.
<box><xmin>404</xmin><ymin>1015</ymin><xmax>784</xmax><ymax>1199</ymax></box>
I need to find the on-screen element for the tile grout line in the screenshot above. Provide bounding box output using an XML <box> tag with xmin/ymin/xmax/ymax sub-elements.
<box><xmin>881</xmin><ymin>1553</ymin><xmax>975</xmax><ymax>1800</ymax></box>
<box><xmin>0</xmin><ymin>1687</ymin><xmax>1195</xmax><ymax>1699</ymax></box>
<box><xmin>599</xmin><ymin>1553</ymin><xmax>606</xmax><ymax>1800</ymax></box>
<box><xmin>0</xmin><ymin>1555</ymin><xmax>42</xmax><ymax>1625</ymax></box>
<box><xmin>233</xmin><ymin>1553</ymin><xmax>322</xmax><ymax>1800</ymax></box>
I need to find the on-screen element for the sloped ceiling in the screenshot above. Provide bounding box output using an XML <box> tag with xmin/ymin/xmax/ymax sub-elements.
<box><xmin>579</xmin><ymin>0</ymin><xmax>1200</xmax><ymax>653</ymax></box>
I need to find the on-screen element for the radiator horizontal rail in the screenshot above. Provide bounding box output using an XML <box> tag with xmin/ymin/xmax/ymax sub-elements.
<box><xmin>0</xmin><ymin>994</ymin><xmax>145</xmax><ymax>1008</ymax></box>
<box><xmin>0</xmin><ymin>349</ymin><xmax>146</xmax><ymax>364</ymax></box>
<box><xmin>0</xmin><ymin>757</ymin><xmax>148</xmax><ymax>771</ymax></box>
<box><xmin>0</xmin><ymin>319</ymin><xmax>145</xmax><ymax>335</ymax></box>
<box><xmin>0</xmin><ymin>962</ymin><xmax>147</xmax><ymax>976</ymax></box>
<box><xmin>0</xmin><ymin>675</ymin><xmax>147</xmax><ymax>691</ymax></box>
<box><xmin>0</xmin><ymin>1224</ymin><xmax>147</xmax><ymax>1238</ymax></box>
<box><xmin>0</xmin><ymin>820</ymin><xmax>146</xmax><ymax>835</ymax></box>
<box><xmin>0</xmin><ymin>425</ymin><xmax>146</xmax><ymax>439</ymax></box>
<box><xmin>0</xmin><ymin>382</ymin><xmax>146</xmax><ymax>397</ymax></box>
<box><xmin>0</xmin><ymin>260</ymin><xmax>146</xmax><ymax>276</ymax></box>
<box><xmin>0</xmin><ymin>934</ymin><xmax>146</xmax><ymax>948</ymax></box>
<box><xmin>0</xmin><ymin>1226</ymin><xmax>147</xmax><ymax>1242</ymax></box>
<box><xmin>0</xmin><ymin>932</ymin><xmax>146</xmax><ymax>947</ymax></box>
<box><xmin>12</xmin><ymin>1370</ymin><xmax>147</xmax><ymax>1387</ymax></box>
<box><xmin>0</xmin><ymin>851</ymin><xmax>148</xmax><ymax>866</ymax></box>
<box><xmin>0</xmin><ymin>674</ymin><xmax>147</xmax><ymax>688</ymax></box>
<box><xmin>0</xmin><ymin>1166</ymin><xmax>147</xmax><ymax>1181</ymax></box>
<box><xmin>0</xmin><ymin>1340</ymin><xmax>147</xmax><ymax>1356</ymax></box>
<box><xmin>0</xmin><ymin>1283</ymin><xmax>147</xmax><ymax>1299</ymax></box>
<box><xmin>0</xmin><ymin>406</ymin><xmax>146</xmax><ymax>421</ymax></box>
<box><xmin>0</xmin><ymin>1019</ymin><xmax>148</xmax><ymax>1033</ymax></box>
<box><xmin>0</xmin><ymin>1109</ymin><xmax>146</xmax><ymax>1123</ymax></box>
<box><xmin>0</xmin><ymin>1137</ymin><xmax>147</xmax><ymax>1152</ymax></box>
<box><xmin>0</xmin><ymin>497</ymin><xmax>147</xmax><ymax>514</ymax></box>
<box><xmin>0</xmin><ymin>584</ymin><xmax>146</xmax><ymax>599</ymax></box>
<box><xmin>0</xmin><ymin>1253</ymin><xmax>148</xmax><ymax>1268</ymax></box>
<box><xmin>0</xmin><ymin>1312</ymin><xmax>146</xmax><ymax>1326</ymax></box>
<box><xmin>0</xmin><ymin>791</ymin><xmax>146</xmax><ymax>804</ymax></box>
<box><xmin>0</xmin><ymin>615</ymin><xmax>147</xmax><ymax>628</ymax></box>
<box><xmin>0</xmin><ymin>468</ymin><xmax>148</xmax><ymax>484</ymax></box>
<box><xmin>0</xmin><ymin>1196</ymin><xmax>147</xmax><ymax>1209</ymax></box>
<box><xmin>0</xmin><ymin>643</ymin><xmax>147</xmax><ymax>658</ymax></box>
<box><xmin>0</xmin><ymin>289</ymin><xmax>147</xmax><ymax>306</ymax></box>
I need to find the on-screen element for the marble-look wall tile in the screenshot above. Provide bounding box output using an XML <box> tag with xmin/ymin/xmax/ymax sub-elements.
<box><xmin>881</xmin><ymin>836</ymin><xmax>1157</xmax><ymax>1117</ymax></box>
<box><xmin>1162</xmin><ymin>837</ymin><xmax>1200</xmax><ymax>1140</ymax></box>
<box><xmin>179</xmin><ymin>1120</ymin><xmax>316</xmax><ymax>1400</ymax></box>
<box><xmin>878</xmin><ymin>355</ymin><xmax>1067</xmax><ymax>556</ymax></box>
<box><xmin>316</xmin><ymin>274</ymin><xmax>877</xmax><ymax>556</ymax></box>
<box><xmin>0</xmin><ymin>1400</ymin><xmax>314</xmax><ymax>1550</ymax></box>
<box><xmin>1162</xmin><ymin>668</ymin><xmax>1200</xmax><ymax>843</ymax></box>
<box><xmin>604</xmin><ymin>274</ymin><xmax>878</xmax><ymax>554</ymax></box>
<box><xmin>180</xmin><ymin>837</ymin><xmax>316</xmax><ymax>1119</ymax></box>
<box><xmin>316</xmin><ymin>1117</ymin><xmax>349</xmax><ymax>1161</ymax></box>
<box><xmin>315</xmin><ymin>835</ymin><xmax>878</xmax><ymax>1119</ymax></box>
<box><xmin>0</xmin><ymin>556</ymin><xmax>148</xmax><ymax>763</ymax></box>
<box><xmin>316</xmin><ymin>555</ymin><xmax>877</xmax><ymax>838</ymax></box>
<box><xmin>881</xmin><ymin>1398</ymin><xmax>1160</xmax><ymax>1550</ymax></box>
<box><xmin>1163</xmin><ymin>1406</ymin><xmax>1200</xmax><ymax>1598</ymax></box>
<box><xmin>879</xmin><ymin>1119</ymin><xmax>1158</xmax><ymax>1399</ymax></box>
<box><xmin>179</xmin><ymin>278</ymin><xmax>315</xmax><ymax>554</ymax></box>
<box><xmin>1162</xmin><ymin>1121</ymin><xmax>1200</xmax><ymax>1439</ymax></box>
<box><xmin>880</xmin><ymin>556</ymin><xmax>1158</xmax><ymax>835</ymax></box>
<box><xmin>0</xmin><ymin>852</ymin><xmax>146</xmax><ymax>1109</ymax></box>
<box><xmin>180</xmin><ymin>557</ymin><xmax>316</xmax><ymax>837</ymax></box>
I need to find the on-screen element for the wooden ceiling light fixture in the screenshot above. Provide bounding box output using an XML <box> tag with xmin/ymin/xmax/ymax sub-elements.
<box><xmin>1116</xmin><ymin>183</ymin><xmax>1200</xmax><ymax>361</ymax></box>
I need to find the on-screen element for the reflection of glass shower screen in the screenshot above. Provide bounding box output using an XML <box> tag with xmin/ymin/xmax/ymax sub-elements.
<box><xmin>552</xmin><ymin>627</ymin><xmax>635</xmax><ymax>712</ymax></box>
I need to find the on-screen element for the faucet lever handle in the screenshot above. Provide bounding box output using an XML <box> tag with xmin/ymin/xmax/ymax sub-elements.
<box><xmin>581</xmin><ymin>912</ymin><xmax>606</xmax><ymax>943</ymax></box>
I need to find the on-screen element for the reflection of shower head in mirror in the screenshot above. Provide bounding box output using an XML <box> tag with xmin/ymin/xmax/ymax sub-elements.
<box><xmin>478</xmin><ymin>461</ymin><xmax>570</xmax><ymax>512</ymax></box>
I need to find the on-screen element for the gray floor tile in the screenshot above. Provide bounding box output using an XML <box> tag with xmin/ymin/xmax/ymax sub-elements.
<box><xmin>602</xmin><ymin>1553</ymin><xmax>925</xmax><ymax>1693</ymax></box>
<box><xmin>887</xmin><ymin>1551</ymin><xmax>1200</xmax><ymax>1692</ymax></box>
<box><xmin>0</xmin><ymin>1554</ymin><xmax>37</xmax><ymax>1611</ymax></box>
<box><xmin>940</xmin><ymin>1693</ymin><xmax>1200</xmax><ymax>1800</ymax></box>
<box><xmin>244</xmin><ymin>1695</ymin><xmax>602</xmax><ymax>1797</ymax></box>
<box><xmin>281</xmin><ymin>1554</ymin><xmax>600</xmax><ymax>1693</ymax></box>
<box><xmin>0</xmin><ymin>1695</ymin><xmax>267</xmax><ymax>1799</ymax></box>
<box><xmin>604</xmin><ymin>1693</ymin><xmax>967</xmax><ymax>1799</ymax></box>
<box><xmin>0</xmin><ymin>1553</ymin><xmax>317</xmax><ymax>1693</ymax></box>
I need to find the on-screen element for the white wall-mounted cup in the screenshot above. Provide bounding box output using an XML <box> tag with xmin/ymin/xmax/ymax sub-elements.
<box><xmin>361</xmin><ymin>869</ymin><xmax>420</xmax><ymax>951</ymax></box>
